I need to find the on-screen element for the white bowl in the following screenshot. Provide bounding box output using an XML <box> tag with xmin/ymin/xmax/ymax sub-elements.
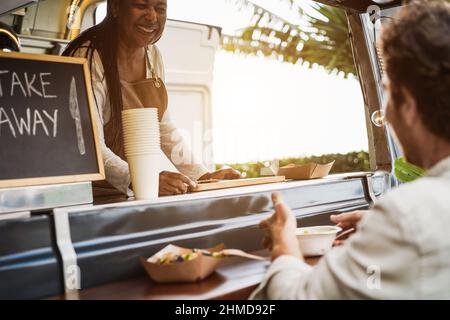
<box><xmin>296</xmin><ymin>226</ymin><xmax>342</xmax><ymax>257</ymax></box>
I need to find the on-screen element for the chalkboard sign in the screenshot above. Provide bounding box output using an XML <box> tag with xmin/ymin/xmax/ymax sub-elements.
<box><xmin>0</xmin><ymin>51</ymin><xmax>104</xmax><ymax>188</ymax></box>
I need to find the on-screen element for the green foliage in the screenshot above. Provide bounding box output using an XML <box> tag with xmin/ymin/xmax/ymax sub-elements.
<box><xmin>216</xmin><ymin>151</ymin><xmax>370</xmax><ymax>178</ymax></box>
<box><xmin>222</xmin><ymin>0</ymin><xmax>356</xmax><ymax>76</ymax></box>
<box><xmin>394</xmin><ymin>157</ymin><xmax>425</xmax><ymax>183</ymax></box>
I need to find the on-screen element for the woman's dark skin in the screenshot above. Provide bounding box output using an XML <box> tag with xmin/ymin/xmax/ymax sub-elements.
<box><xmin>112</xmin><ymin>0</ymin><xmax>241</xmax><ymax>196</ymax></box>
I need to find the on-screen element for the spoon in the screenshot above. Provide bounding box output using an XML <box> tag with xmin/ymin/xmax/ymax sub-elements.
<box><xmin>335</xmin><ymin>228</ymin><xmax>356</xmax><ymax>240</ymax></box>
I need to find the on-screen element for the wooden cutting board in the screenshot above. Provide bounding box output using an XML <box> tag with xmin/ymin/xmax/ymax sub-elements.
<box><xmin>189</xmin><ymin>176</ymin><xmax>286</xmax><ymax>192</ymax></box>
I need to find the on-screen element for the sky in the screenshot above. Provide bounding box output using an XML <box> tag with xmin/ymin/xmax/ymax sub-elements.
<box><xmin>98</xmin><ymin>0</ymin><xmax>369</xmax><ymax>163</ymax></box>
<box><xmin>167</xmin><ymin>0</ymin><xmax>320</xmax><ymax>35</ymax></box>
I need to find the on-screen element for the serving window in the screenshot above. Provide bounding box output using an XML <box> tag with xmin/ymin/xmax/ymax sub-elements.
<box><xmin>0</xmin><ymin>0</ymin><xmax>397</xmax><ymax>201</ymax></box>
<box><xmin>87</xmin><ymin>1</ymin><xmax>373</xmax><ymax>181</ymax></box>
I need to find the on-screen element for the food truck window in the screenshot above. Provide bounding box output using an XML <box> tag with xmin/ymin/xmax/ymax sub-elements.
<box><xmin>89</xmin><ymin>0</ymin><xmax>370</xmax><ymax>179</ymax></box>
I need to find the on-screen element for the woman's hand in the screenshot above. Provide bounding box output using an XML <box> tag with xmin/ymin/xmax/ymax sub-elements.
<box><xmin>159</xmin><ymin>171</ymin><xmax>197</xmax><ymax>196</ymax></box>
<box><xmin>199</xmin><ymin>168</ymin><xmax>241</xmax><ymax>181</ymax></box>
<box><xmin>259</xmin><ymin>192</ymin><xmax>302</xmax><ymax>261</ymax></box>
<box><xmin>330</xmin><ymin>210</ymin><xmax>366</xmax><ymax>245</ymax></box>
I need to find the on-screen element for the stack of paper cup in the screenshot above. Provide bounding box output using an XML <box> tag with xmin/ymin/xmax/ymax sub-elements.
<box><xmin>122</xmin><ymin>108</ymin><xmax>160</xmax><ymax>200</ymax></box>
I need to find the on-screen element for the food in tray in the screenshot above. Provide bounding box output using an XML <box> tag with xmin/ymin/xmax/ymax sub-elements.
<box><xmin>156</xmin><ymin>249</ymin><xmax>225</xmax><ymax>265</ymax></box>
<box><xmin>142</xmin><ymin>244</ymin><xmax>267</xmax><ymax>283</ymax></box>
<box><xmin>193</xmin><ymin>248</ymin><xmax>225</xmax><ymax>258</ymax></box>
<box><xmin>158</xmin><ymin>252</ymin><xmax>199</xmax><ymax>264</ymax></box>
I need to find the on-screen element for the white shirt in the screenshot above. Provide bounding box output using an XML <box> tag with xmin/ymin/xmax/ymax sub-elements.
<box><xmin>250</xmin><ymin>155</ymin><xmax>450</xmax><ymax>299</ymax></box>
<box><xmin>72</xmin><ymin>43</ymin><xmax>209</xmax><ymax>195</ymax></box>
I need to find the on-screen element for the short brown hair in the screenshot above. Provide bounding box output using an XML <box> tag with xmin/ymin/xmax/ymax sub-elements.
<box><xmin>381</xmin><ymin>1</ymin><xmax>450</xmax><ymax>142</ymax></box>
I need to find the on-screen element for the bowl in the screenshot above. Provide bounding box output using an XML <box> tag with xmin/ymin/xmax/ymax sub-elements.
<box><xmin>296</xmin><ymin>226</ymin><xmax>342</xmax><ymax>257</ymax></box>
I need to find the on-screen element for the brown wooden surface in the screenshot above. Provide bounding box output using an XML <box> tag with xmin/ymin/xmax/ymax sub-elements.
<box><xmin>51</xmin><ymin>252</ymin><xmax>320</xmax><ymax>300</ymax></box>
<box><xmin>190</xmin><ymin>176</ymin><xmax>286</xmax><ymax>192</ymax></box>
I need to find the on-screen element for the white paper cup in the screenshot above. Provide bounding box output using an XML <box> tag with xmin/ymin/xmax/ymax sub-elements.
<box><xmin>122</xmin><ymin>123</ymin><xmax>158</xmax><ymax>129</ymax></box>
<box><xmin>123</xmin><ymin>123</ymin><xmax>159</xmax><ymax>129</ymax></box>
<box><xmin>123</xmin><ymin>141</ymin><xmax>161</xmax><ymax>148</ymax></box>
<box><xmin>122</xmin><ymin>112</ymin><xmax>158</xmax><ymax>118</ymax></box>
<box><xmin>124</xmin><ymin>144</ymin><xmax>161</xmax><ymax>154</ymax></box>
<box><xmin>123</xmin><ymin>138</ymin><xmax>160</xmax><ymax>145</ymax></box>
<box><xmin>122</xmin><ymin>109</ymin><xmax>161</xmax><ymax>160</ymax></box>
<box><xmin>127</xmin><ymin>153</ymin><xmax>160</xmax><ymax>200</ymax></box>
<box><xmin>125</xmin><ymin>149</ymin><xmax>161</xmax><ymax>156</ymax></box>
<box><xmin>122</xmin><ymin>121</ymin><xmax>159</xmax><ymax>131</ymax></box>
<box><xmin>122</xmin><ymin>126</ymin><xmax>160</xmax><ymax>132</ymax></box>
<box><xmin>124</xmin><ymin>145</ymin><xmax>161</xmax><ymax>153</ymax></box>
<box><xmin>123</xmin><ymin>108</ymin><xmax>158</xmax><ymax>114</ymax></box>
<box><xmin>122</xmin><ymin>110</ymin><xmax>159</xmax><ymax>124</ymax></box>
<box><xmin>123</xmin><ymin>129</ymin><xmax>160</xmax><ymax>140</ymax></box>
<box><xmin>122</xmin><ymin>119</ymin><xmax>159</xmax><ymax>125</ymax></box>
<box><xmin>123</xmin><ymin>139</ymin><xmax>160</xmax><ymax>147</ymax></box>
<box><xmin>124</xmin><ymin>141</ymin><xmax>160</xmax><ymax>148</ymax></box>
<box><xmin>126</xmin><ymin>153</ymin><xmax>160</xmax><ymax>159</ymax></box>
<box><xmin>122</xmin><ymin>120</ymin><xmax>157</xmax><ymax>126</ymax></box>
<box><xmin>122</xmin><ymin>112</ymin><xmax>158</xmax><ymax>119</ymax></box>
<box><xmin>123</xmin><ymin>133</ymin><xmax>160</xmax><ymax>141</ymax></box>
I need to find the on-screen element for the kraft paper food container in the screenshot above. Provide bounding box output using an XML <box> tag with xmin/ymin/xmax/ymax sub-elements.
<box><xmin>277</xmin><ymin>161</ymin><xmax>335</xmax><ymax>180</ymax></box>
<box><xmin>140</xmin><ymin>244</ymin><xmax>226</xmax><ymax>283</ymax></box>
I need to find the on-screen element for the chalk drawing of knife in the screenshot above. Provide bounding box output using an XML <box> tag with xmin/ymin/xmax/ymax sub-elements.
<box><xmin>69</xmin><ymin>77</ymin><xmax>86</xmax><ymax>155</ymax></box>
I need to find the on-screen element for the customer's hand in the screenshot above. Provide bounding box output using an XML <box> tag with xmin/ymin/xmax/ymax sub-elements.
<box><xmin>159</xmin><ymin>171</ymin><xmax>197</xmax><ymax>196</ymax></box>
<box><xmin>330</xmin><ymin>210</ymin><xmax>366</xmax><ymax>245</ymax></box>
<box><xmin>259</xmin><ymin>192</ymin><xmax>302</xmax><ymax>261</ymax></box>
<box><xmin>199</xmin><ymin>167</ymin><xmax>241</xmax><ymax>181</ymax></box>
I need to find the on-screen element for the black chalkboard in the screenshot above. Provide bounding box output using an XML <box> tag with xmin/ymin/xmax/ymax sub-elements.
<box><xmin>0</xmin><ymin>52</ymin><xmax>104</xmax><ymax>188</ymax></box>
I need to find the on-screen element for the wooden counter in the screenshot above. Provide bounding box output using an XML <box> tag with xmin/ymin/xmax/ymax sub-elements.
<box><xmin>52</xmin><ymin>252</ymin><xmax>320</xmax><ymax>300</ymax></box>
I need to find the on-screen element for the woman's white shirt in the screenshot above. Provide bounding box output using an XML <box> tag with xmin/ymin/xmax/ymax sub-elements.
<box><xmin>72</xmin><ymin>43</ymin><xmax>209</xmax><ymax>195</ymax></box>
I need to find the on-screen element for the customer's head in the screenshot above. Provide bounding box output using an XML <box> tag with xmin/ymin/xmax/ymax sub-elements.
<box><xmin>109</xmin><ymin>0</ymin><xmax>167</xmax><ymax>49</ymax></box>
<box><xmin>382</xmin><ymin>1</ymin><xmax>450</xmax><ymax>167</ymax></box>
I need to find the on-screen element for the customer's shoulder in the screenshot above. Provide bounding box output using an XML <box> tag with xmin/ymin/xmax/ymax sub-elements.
<box><xmin>389</xmin><ymin>175</ymin><xmax>447</xmax><ymax>197</ymax></box>
<box><xmin>380</xmin><ymin>176</ymin><xmax>447</xmax><ymax>205</ymax></box>
<box><xmin>373</xmin><ymin>176</ymin><xmax>450</xmax><ymax>255</ymax></box>
<box><xmin>374</xmin><ymin>176</ymin><xmax>450</xmax><ymax>224</ymax></box>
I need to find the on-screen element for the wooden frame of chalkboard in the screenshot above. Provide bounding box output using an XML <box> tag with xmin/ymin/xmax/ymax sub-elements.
<box><xmin>0</xmin><ymin>51</ymin><xmax>105</xmax><ymax>188</ymax></box>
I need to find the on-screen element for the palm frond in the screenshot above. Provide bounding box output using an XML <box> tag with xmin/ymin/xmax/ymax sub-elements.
<box><xmin>222</xmin><ymin>0</ymin><xmax>356</xmax><ymax>77</ymax></box>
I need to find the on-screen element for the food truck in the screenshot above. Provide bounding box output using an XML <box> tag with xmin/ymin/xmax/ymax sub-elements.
<box><xmin>0</xmin><ymin>0</ymin><xmax>404</xmax><ymax>299</ymax></box>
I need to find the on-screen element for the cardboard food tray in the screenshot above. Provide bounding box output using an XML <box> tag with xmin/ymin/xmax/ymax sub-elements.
<box><xmin>141</xmin><ymin>244</ymin><xmax>266</xmax><ymax>283</ymax></box>
<box><xmin>277</xmin><ymin>161</ymin><xmax>335</xmax><ymax>180</ymax></box>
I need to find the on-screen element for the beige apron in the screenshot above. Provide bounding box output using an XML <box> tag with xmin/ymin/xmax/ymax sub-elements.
<box><xmin>93</xmin><ymin>58</ymin><xmax>168</xmax><ymax>199</ymax></box>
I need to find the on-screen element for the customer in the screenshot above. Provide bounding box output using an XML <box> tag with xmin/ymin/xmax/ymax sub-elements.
<box><xmin>251</xmin><ymin>1</ymin><xmax>450</xmax><ymax>299</ymax></box>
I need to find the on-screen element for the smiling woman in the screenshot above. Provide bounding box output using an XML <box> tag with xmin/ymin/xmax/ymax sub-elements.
<box><xmin>62</xmin><ymin>0</ymin><xmax>240</xmax><ymax>198</ymax></box>
<box><xmin>114</xmin><ymin>0</ymin><xmax>167</xmax><ymax>50</ymax></box>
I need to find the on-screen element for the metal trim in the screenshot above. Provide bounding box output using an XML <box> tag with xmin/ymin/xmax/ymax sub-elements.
<box><xmin>53</xmin><ymin>208</ymin><xmax>80</xmax><ymax>295</ymax></box>
<box><xmin>0</xmin><ymin>182</ymin><xmax>93</xmax><ymax>215</ymax></box>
